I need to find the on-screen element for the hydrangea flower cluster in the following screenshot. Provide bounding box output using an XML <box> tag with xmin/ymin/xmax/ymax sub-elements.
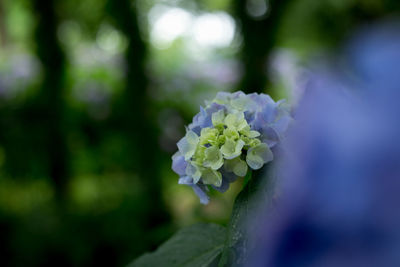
<box><xmin>172</xmin><ymin>91</ymin><xmax>291</xmax><ymax>204</ymax></box>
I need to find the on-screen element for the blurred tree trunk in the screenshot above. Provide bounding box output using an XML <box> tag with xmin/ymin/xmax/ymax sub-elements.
<box><xmin>234</xmin><ymin>0</ymin><xmax>290</xmax><ymax>94</ymax></box>
<box><xmin>32</xmin><ymin>0</ymin><xmax>68</xmax><ymax>200</ymax></box>
<box><xmin>0</xmin><ymin>0</ymin><xmax>7</xmax><ymax>47</ymax></box>
<box><xmin>106</xmin><ymin>0</ymin><xmax>169</xmax><ymax>228</ymax></box>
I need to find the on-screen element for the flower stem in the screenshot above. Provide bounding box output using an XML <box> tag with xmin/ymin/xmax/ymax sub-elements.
<box><xmin>242</xmin><ymin>169</ymin><xmax>252</xmax><ymax>190</ymax></box>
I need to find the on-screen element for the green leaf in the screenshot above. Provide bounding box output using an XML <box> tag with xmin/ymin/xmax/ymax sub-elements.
<box><xmin>129</xmin><ymin>223</ymin><xmax>227</xmax><ymax>267</ymax></box>
<box><xmin>218</xmin><ymin>164</ymin><xmax>276</xmax><ymax>267</ymax></box>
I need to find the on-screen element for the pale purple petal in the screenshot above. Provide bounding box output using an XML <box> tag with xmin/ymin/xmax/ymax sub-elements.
<box><xmin>172</xmin><ymin>152</ymin><xmax>188</xmax><ymax>176</ymax></box>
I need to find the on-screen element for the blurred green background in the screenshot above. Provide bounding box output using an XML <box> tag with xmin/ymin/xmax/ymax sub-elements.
<box><xmin>0</xmin><ymin>0</ymin><xmax>399</xmax><ymax>266</ymax></box>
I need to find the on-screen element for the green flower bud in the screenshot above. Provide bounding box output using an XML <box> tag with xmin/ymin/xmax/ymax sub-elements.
<box><xmin>246</xmin><ymin>143</ymin><xmax>273</xmax><ymax>170</ymax></box>
<box><xmin>223</xmin><ymin>128</ymin><xmax>240</xmax><ymax>140</ymax></box>
<box><xmin>221</xmin><ymin>138</ymin><xmax>245</xmax><ymax>159</ymax></box>
<box><xmin>225</xmin><ymin>157</ymin><xmax>248</xmax><ymax>177</ymax></box>
<box><xmin>199</xmin><ymin>127</ymin><xmax>219</xmax><ymax>146</ymax></box>
<box><xmin>211</xmin><ymin>109</ymin><xmax>225</xmax><ymax>127</ymax></box>
<box><xmin>193</xmin><ymin>145</ymin><xmax>206</xmax><ymax>164</ymax></box>
<box><xmin>203</xmin><ymin>145</ymin><xmax>224</xmax><ymax>170</ymax></box>
<box><xmin>224</xmin><ymin>112</ymin><xmax>248</xmax><ymax>131</ymax></box>
<box><xmin>201</xmin><ymin>168</ymin><xmax>222</xmax><ymax>187</ymax></box>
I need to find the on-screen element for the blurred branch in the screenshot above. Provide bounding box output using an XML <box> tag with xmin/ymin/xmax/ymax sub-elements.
<box><xmin>0</xmin><ymin>0</ymin><xmax>7</xmax><ymax>47</ymax></box>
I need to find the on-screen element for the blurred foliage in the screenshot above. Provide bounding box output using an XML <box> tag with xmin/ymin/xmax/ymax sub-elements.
<box><xmin>0</xmin><ymin>0</ymin><xmax>399</xmax><ymax>266</ymax></box>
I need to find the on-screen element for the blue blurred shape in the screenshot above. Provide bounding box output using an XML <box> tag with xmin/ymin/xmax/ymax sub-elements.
<box><xmin>248</xmin><ymin>20</ymin><xmax>400</xmax><ymax>267</ymax></box>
